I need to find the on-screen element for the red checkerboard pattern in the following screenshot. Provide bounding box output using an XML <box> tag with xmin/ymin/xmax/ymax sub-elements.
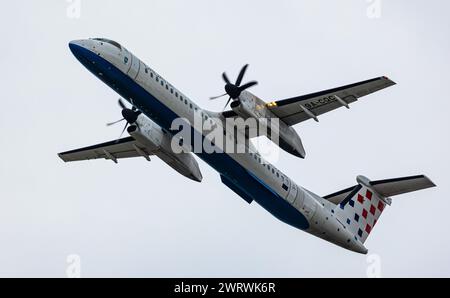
<box><xmin>335</xmin><ymin>186</ymin><xmax>387</xmax><ymax>244</ymax></box>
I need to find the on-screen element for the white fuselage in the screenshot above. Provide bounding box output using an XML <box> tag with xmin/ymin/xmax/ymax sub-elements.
<box><xmin>69</xmin><ymin>38</ymin><xmax>368</xmax><ymax>254</ymax></box>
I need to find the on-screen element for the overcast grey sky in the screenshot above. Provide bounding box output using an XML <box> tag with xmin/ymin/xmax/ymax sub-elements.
<box><xmin>0</xmin><ymin>0</ymin><xmax>449</xmax><ymax>277</ymax></box>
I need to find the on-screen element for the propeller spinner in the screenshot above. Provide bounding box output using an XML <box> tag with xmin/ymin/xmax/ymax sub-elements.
<box><xmin>210</xmin><ymin>64</ymin><xmax>258</xmax><ymax>110</ymax></box>
<box><xmin>107</xmin><ymin>99</ymin><xmax>142</xmax><ymax>141</ymax></box>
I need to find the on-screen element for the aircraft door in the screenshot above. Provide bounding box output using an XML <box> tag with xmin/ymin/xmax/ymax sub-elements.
<box><xmin>287</xmin><ymin>183</ymin><xmax>298</xmax><ymax>204</ymax></box>
<box><xmin>121</xmin><ymin>48</ymin><xmax>132</xmax><ymax>73</ymax></box>
<box><xmin>127</xmin><ymin>54</ymin><xmax>140</xmax><ymax>79</ymax></box>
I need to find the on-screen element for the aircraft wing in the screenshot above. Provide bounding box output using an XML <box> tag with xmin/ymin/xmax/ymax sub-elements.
<box><xmin>267</xmin><ymin>77</ymin><xmax>396</xmax><ymax>126</ymax></box>
<box><xmin>58</xmin><ymin>137</ymin><xmax>152</xmax><ymax>163</ymax></box>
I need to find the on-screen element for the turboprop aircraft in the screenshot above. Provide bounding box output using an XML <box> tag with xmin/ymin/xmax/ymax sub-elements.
<box><xmin>59</xmin><ymin>38</ymin><xmax>436</xmax><ymax>253</ymax></box>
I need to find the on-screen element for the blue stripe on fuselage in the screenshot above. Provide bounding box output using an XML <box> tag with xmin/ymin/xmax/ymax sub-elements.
<box><xmin>69</xmin><ymin>44</ymin><xmax>310</xmax><ymax>231</ymax></box>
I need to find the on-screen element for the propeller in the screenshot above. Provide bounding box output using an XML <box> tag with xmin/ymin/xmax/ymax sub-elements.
<box><xmin>210</xmin><ymin>64</ymin><xmax>258</xmax><ymax>110</ymax></box>
<box><xmin>107</xmin><ymin>99</ymin><xmax>142</xmax><ymax>141</ymax></box>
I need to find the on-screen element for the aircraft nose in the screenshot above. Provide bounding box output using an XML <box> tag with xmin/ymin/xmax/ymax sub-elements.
<box><xmin>69</xmin><ymin>39</ymin><xmax>82</xmax><ymax>48</ymax></box>
<box><xmin>68</xmin><ymin>40</ymin><xmax>88</xmax><ymax>57</ymax></box>
<box><xmin>69</xmin><ymin>39</ymin><xmax>80</xmax><ymax>49</ymax></box>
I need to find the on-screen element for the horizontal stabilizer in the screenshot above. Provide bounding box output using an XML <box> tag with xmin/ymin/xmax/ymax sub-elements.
<box><xmin>370</xmin><ymin>175</ymin><xmax>436</xmax><ymax>198</ymax></box>
<box><xmin>324</xmin><ymin>175</ymin><xmax>436</xmax><ymax>205</ymax></box>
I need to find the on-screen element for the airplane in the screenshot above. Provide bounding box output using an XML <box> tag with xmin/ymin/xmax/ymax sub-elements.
<box><xmin>59</xmin><ymin>38</ymin><xmax>436</xmax><ymax>254</ymax></box>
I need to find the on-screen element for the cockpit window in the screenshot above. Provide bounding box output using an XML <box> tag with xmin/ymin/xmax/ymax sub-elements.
<box><xmin>92</xmin><ymin>38</ymin><xmax>122</xmax><ymax>50</ymax></box>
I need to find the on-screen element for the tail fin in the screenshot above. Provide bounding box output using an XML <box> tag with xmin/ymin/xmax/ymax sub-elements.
<box><xmin>331</xmin><ymin>175</ymin><xmax>436</xmax><ymax>244</ymax></box>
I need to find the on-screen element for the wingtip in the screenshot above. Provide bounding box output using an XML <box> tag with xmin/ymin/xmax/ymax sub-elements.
<box><xmin>423</xmin><ymin>175</ymin><xmax>437</xmax><ymax>188</ymax></box>
<box><xmin>382</xmin><ymin>76</ymin><xmax>397</xmax><ymax>85</ymax></box>
<box><xmin>57</xmin><ymin>153</ymin><xmax>67</xmax><ymax>162</ymax></box>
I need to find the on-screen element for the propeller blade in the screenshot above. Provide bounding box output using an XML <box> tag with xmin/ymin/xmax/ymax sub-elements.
<box><xmin>212</xmin><ymin>65</ymin><xmax>256</xmax><ymax>110</ymax></box>
<box><xmin>107</xmin><ymin>118</ymin><xmax>125</xmax><ymax>126</ymax></box>
<box><xmin>235</xmin><ymin>64</ymin><xmax>249</xmax><ymax>86</ymax></box>
<box><xmin>222</xmin><ymin>72</ymin><xmax>231</xmax><ymax>85</ymax></box>
<box><xmin>118</xmin><ymin>99</ymin><xmax>127</xmax><ymax>110</ymax></box>
<box><xmin>239</xmin><ymin>81</ymin><xmax>258</xmax><ymax>91</ymax></box>
<box><xmin>223</xmin><ymin>97</ymin><xmax>232</xmax><ymax>111</ymax></box>
<box><xmin>210</xmin><ymin>93</ymin><xmax>227</xmax><ymax>100</ymax></box>
<box><xmin>116</xmin><ymin>122</ymin><xmax>129</xmax><ymax>143</ymax></box>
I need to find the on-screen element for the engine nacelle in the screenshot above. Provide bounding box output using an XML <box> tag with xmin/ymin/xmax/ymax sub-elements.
<box><xmin>127</xmin><ymin>120</ymin><xmax>203</xmax><ymax>182</ymax></box>
<box><xmin>127</xmin><ymin>120</ymin><xmax>162</xmax><ymax>151</ymax></box>
<box><xmin>229</xmin><ymin>99</ymin><xmax>306</xmax><ymax>158</ymax></box>
<box><xmin>230</xmin><ymin>100</ymin><xmax>257</xmax><ymax>120</ymax></box>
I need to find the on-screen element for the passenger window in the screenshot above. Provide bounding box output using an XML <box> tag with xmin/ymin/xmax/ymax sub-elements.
<box><xmin>156</xmin><ymin>77</ymin><xmax>159</xmax><ymax>82</ymax></box>
<box><xmin>124</xmin><ymin>57</ymin><xmax>128</xmax><ymax>64</ymax></box>
<box><xmin>185</xmin><ymin>100</ymin><xmax>188</xmax><ymax>105</ymax></box>
<box><xmin>190</xmin><ymin>103</ymin><xmax>193</xmax><ymax>109</ymax></box>
<box><xmin>151</xmin><ymin>73</ymin><xmax>154</xmax><ymax>78</ymax></box>
<box><xmin>161</xmin><ymin>81</ymin><xmax>164</xmax><ymax>86</ymax></box>
<box><xmin>166</xmin><ymin>85</ymin><xmax>169</xmax><ymax>90</ymax></box>
<box><xmin>175</xmin><ymin>92</ymin><xmax>178</xmax><ymax>97</ymax></box>
<box><xmin>145</xmin><ymin>68</ymin><xmax>148</xmax><ymax>74</ymax></box>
